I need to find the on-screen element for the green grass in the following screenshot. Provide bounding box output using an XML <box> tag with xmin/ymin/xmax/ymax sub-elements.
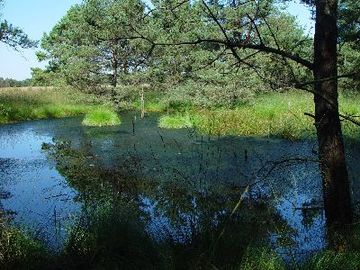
<box><xmin>158</xmin><ymin>91</ymin><xmax>360</xmax><ymax>140</ymax></box>
<box><xmin>82</xmin><ymin>107</ymin><xmax>121</xmax><ymax>127</ymax></box>
<box><xmin>2</xmin><ymin>87</ymin><xmax>359</xmax><ymax>140</ymax></box>
<box><xmin>0</xmin><ymin>87</ymin><xmax>99</xmax><ymax>124</ymax></box>
<box><xmin>158</xmin><ymin>113</ymin><xmax>195</xmax><ymax>129</ymax></box>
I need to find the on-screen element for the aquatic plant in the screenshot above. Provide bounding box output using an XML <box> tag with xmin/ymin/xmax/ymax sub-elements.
<box><xmin>82</xmin><ymin>107</ymin><xmax>121</xmax><ymax>127</ymax></box>
<box><xmin>158</xmin><ymin>113</ymin><xmax>195</xmax><ymax>129</ymax></box>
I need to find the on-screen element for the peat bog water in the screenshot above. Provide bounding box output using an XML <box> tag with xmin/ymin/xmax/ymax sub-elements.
<box><xmin>1</xmin><ymin>112</ymin><xmax>360</xmax><ymax>262</ymax></box>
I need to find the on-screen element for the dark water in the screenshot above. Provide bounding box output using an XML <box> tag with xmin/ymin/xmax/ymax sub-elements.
<box><xmin>0</xmin><ymin>112</ymin><xmax>359</xmax><ymax>261</ymax></box>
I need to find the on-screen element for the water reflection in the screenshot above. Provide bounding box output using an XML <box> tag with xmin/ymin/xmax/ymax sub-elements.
<box><xmin>0</xmin><ymin>113</ymin><xmax>358</xmax><ymax>263</ymax></box>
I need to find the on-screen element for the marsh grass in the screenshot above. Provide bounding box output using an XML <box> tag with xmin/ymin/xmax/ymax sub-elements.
<box><xmin>0</xmin><ymin>87</ymin><xmax>99</xmax><ymax>124</ymax></box>
<box><xmin>82</xmin><ymin>107</ymin><xmax>121</xmax><ymax>127</ymax></box>
<box><xmin>158</xmin><ymin>91</ymin><xmax>360</xmax><ymax>140</ymax></box>
<box><xmin>158</xmin><ymin>113</ymin><xmax>195</xmax><ymax>129</ymax></box>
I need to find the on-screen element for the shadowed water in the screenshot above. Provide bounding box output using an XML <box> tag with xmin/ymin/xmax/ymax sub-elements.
<box><xmin>1</xmin><ymin>112</ymin><xmax>360</xmax><ymax>261</ymax></box>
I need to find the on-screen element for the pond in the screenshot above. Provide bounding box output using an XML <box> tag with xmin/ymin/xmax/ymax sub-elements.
<box><xmin>1</xmin><ymin>112</ymin><xmax>360</xmax><ymax>265</ymax></box>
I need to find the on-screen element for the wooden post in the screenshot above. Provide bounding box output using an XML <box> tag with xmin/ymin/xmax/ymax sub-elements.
<box><xmin>140</xmin><ymin>83</ymin><xmax>150</xmax><ymax>119</ymax></box>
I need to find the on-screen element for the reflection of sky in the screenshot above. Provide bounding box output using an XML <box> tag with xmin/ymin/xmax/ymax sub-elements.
<box><xmin>0</xmin><ymin>115</ymin><xmax>358</xmax><ymax>260</ymax></box>
<box><xmin>0</xmin><ymin>123</ymin><xmax>81</xmax><ymax>250</ymax></box>
<box><xmin>252</xmin><ymin>161</ymin><xmax>326</xmax><ymax>261</ymax></box>
<box><xmin>0</xmin><ymin>128</ymin><xmax>51</xmax><ymax>159</ymax></box>
<box><xmin>273</xmin><ymin>195</ymin><xmax>326</xmax><ymax>261</ymax></box>
<box><xmin>140</xmin><ymin>195</ymin><xmax>199</xmax><ymax>243</ymax></box>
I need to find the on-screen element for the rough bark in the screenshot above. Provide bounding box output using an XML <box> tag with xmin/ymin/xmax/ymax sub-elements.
<box><xmin>313</xmin><ymin>0</ymin><xmax>353</xmax><ymax>226</ymax></box>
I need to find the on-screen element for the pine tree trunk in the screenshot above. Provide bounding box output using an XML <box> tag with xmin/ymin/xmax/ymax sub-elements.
<box><xmin>111</xmin><ymin>49</ymin><xmax>119</xmax><ymax>105</ymax></box>
<box><xmin>313</xmin><ymin>0</ymin><xmax>353</xmax><ymax>227</ymax></box>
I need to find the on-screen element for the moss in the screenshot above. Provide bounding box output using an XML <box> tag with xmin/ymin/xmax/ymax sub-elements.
<box><xmin>82</xmin><ymin>107</ymin><xmax>121</xmax><ymax>127</ymax></box>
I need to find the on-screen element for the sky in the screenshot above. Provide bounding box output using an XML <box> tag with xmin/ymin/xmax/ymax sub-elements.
<box><xmin>0</xmin><ymin>0</ymin><xmax>314</xmax><ymax>80</ymax></box>
<box><xmin>0</xmin><ymin>0</ymin><xmax>82</xmax><ymax>80</ymax></box>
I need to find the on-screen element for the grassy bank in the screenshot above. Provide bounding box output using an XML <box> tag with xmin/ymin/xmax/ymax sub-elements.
<box><xmin>157</xmin><ymin>91</ymin><xmax>360</xmax><ymax>140</ymax></box>
<box><xmin>2</xmin><ymin>87</ymin><xmax>358</xmax><ymax>140</ymax></box>
<box><xmin>0</xmin><ymin>87</ymin><xmax>100</xmax><ymax>124</ymax></box>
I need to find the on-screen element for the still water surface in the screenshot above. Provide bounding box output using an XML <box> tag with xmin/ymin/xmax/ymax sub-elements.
<box><xmin>1</xmin><ymin>112</ymin><xmax>360</xmax><ymax>260</ymax></box>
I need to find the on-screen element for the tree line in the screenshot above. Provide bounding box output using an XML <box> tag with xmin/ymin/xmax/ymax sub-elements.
<box><xmin>0</xmin><ymin>77</ymin><xmax>30</xmax><ymax>87</ymax></box>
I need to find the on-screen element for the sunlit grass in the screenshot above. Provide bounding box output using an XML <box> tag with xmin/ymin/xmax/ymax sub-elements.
<box><xmin>0</xmin><ymin>87</ymin><xmax>99</xmax><ymax>124</ymax></box>
<box><xmin>82</xmin><ymin>107</ymin><xmax>121</xmax><ymax>127</ymax></box>
<box><xmin>158</xmin><ymin>113</ymin><xmax>195</xmax><ymax>129</ymax></box>
<box><xmin>158</xmin><ymin>91</ymin><xmax>360</xmax><ymax>140</ymax></box>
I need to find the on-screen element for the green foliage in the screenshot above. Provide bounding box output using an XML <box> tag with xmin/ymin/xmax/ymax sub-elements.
<box><xmin>36</xmin><ymin>0</ymin><xmax>315</xmax><ymax>100</ymax></box>
<box><xmin>164</xmin><ymin>81</ymin><xmax>256</xmax><ymax>109</ymax></box>
<box><xmin>38</xmin><ymin>0</ymin><xmax>150</xmax><ymax>93</ymax></box>
<box><xmin>30</xmin><ymin>68</ymin><xmax>59</xmax><ymax>87</ymax></box>
<box><xmin>339</xmin><ymin>0</ymin><xmax>360</xmax><ymax>45</ymax></box>
<box><xmin>82</xmin><ymin>107</ymin><xmax>121</xmax><ymax>127</ymax></box>
<box><xmin>0</xmin><ymin>21</ymin><xmax>37</xmax><ymax>49</ymax></box>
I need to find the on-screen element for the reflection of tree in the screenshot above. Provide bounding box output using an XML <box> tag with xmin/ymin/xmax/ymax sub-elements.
<box><xmin>43</xmin><ymin>140</ymin><xmax>290</xmax><ymax>268</ymax></box>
